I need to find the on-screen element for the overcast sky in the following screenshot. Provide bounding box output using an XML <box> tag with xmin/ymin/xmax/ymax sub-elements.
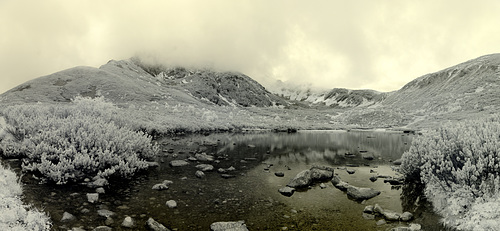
<box><xmin>1</xmin><ymin>0</ymin><xmax>500</xmax><ymax>94</ymax></box>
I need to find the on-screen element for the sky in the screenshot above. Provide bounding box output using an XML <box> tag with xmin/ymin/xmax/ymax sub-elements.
<box><xmin>1</xmin><ymin>0</ymin><xmax>500</xmax><ymax>94</ymax></box>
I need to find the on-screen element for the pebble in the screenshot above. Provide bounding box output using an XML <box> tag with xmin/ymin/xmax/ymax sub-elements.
<box><xmin>166</xmin><ymin>200</ymin><xmax>177</xmax><ymax>208</ymax></box>
<box><xmin>86</xmin><ymin>193</ymin><xmax>99</xmax><ymax>203</ymax></box>
<box><xmin>61</xmin><ymin>212</ymin><xmax>76</xmax><ymax>222</ymax></box>
<box><xmin>121</xmin><ymin>216</ymin><xmax>134</xmax><ymax>228</ymax></box>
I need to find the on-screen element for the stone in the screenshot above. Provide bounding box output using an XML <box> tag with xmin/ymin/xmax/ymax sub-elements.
<box><xmin>96</xmin><ymin>187</ymin><xmax>105</xmax><ymax>194</ymax></box>
<box><xmin>400</xmin><ymin>211</ymin><xmax>414</xmax><ymax>221</ymax></box>
<box><xmin>210</xmin><ymin>220</ymin><xmax>249</xmax><ymax>231</ymax></box>
<box><xmin>346</xmin><ymin>169</ymin><xmax>356</xmax><ymax>174</ymax></box>
<box><xmin>105</xmin><ymin>217</ymin><xmax>114</xmax><ymax>226</ymax></box>
<box><xmin>226</xmin><ymin>166</ymin><xmax>236</xmax><ymax>171</ymax></box>
<box><xmin>382</xmin><ymin>210</ymin><xmax>400</xmax><ymax>221</ymax></box>
<box><xmin>393</xmin><ymin>159</ymin><xmax>402</xmax><ymax>165</ymax></box>
<box><xmin>362</xmin><ymin>153</ymin><xmax>375</xmax><ymax>160</ymax></box>
<box><xmin>195</xmin><ymin>170</ymin><xmax>205</xmax><ymax>178</ymax></box>
<box><xmin>121</xmin><ymin>216</ymin><xmax>134</xmax><ymax>228</ymax></box>
<box><xmin>275</xmin><ymin>172</ymin><xmax>285</xmax><ymax>177</ymax></box>
<box><xmin>169</xmin><ymin>160</ymin><xmax>189</xmax><ymax>167</ymax></box>
<box><xmin>152</xmin><ymin>183</ymin><xmax>169</xmax><ymax>190</ymax></box>
<box><xmin>195</xmin><ymin>153</ymin><xmax>214</xmax><ymax>162</ymax></box>
<box><xmin>97</xmin><ymin>209</ymin><xmax>116</xmax><ymax>218</ymax></box>
<box><xmin>162</xmin><ymin>180</ymin><xmax>173</xmax><ymax>185</ymax></box>
<box><xmin>374</xmin><ymin>204</ymin><xmax>384</xmax><ymax>214</ymax></box>
<box><xmin>88</xmin><ymin>178</ymin><xmax>109</xmax><ymax>188</ymax></box>
<box><xmin>87</xmin><ymin>193</ymin><xmax>99</xmax><ymax>203</ymax></box>
<box><xmin>278</xmin><ymin>187</ymin><xmax>295</xmax><ymax>197</ymax></box>
<box><xmin>93</xmin><ymin>226</ymin><xmax>112</xmax><ymax>231</ymax></box>
<box><xmin>331</xmin><ymin>176</ymin><xmax>351</xmax><ymax>191</ymax></box>
<box><xmin>196</xmin><ymin>164</ymin><xmax>214</xmax><ymax>172</ymax></box>
<box><xmin>409</xmin><ymin>223</ymin><xmax>422</xmax><ymax>231</ymax></box>
<box><xmin>146</xmin><ymin>217</ymin><xmax>168</xmax><ymax>231</ymax></box>
<box><xmin>221</xmin><ymin>174</ymin><xmax>236</xmax><ymax>179</ymax></box>
<box><xmin>287</xmin><ymin>166</ymin><xmax>333</xmax><ymax>188</ymax></box>
<box><xmin>346</xmin><ymin>186</ymin><xmax>381</xmax><ymax>201</ymax></box>
<box><xmin>319</xmin><ymin>183</ymin><xmax>327</xmax><ymax>189</ymax></box>
<box><xmin>166</xmin><ymin>200</ymin><xmax>177</xmax><ymax>208</ymax></box>
<box><xmin>362</xmin><ymin>213</ymin><xmax>375</xmax><ymax>220</ymax></box>
<box><xmin>376</xmin><ymin>219</ymin><xmax>387</xmax><ymax>226</ymax></box>
<box><xmin>363</xmin><ymin>205</ymin><xmax>374</xmax><ymax>214</ymax></box>
<box><xmin>369</xmin><ymin>176</ymin><xmax>378</xmax><ymax>182</ymax></box>
<box><xmin>217</xmin><ymin>168</ymin><xmax>227</xmax><ymax>173</ymax></box>
<box><xmin>61</xmin><ymin>212</ymin><xmax>76</xmax><ymax>222</ymax></box>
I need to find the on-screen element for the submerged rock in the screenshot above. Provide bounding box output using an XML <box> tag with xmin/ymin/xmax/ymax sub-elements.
<box><xmin>210</xmin><ymin>220</ymin><xmax>248</xmax><ymax>231</ymax></box>
<box><xmin>195</xmin><ymin>170</ymin><xmax>205</xmax><ymax>178</ymax></box>
<box><xmin>347</xmin><ymin>186</ymin><xmax>380</xmax><ymax>201</ymax></box>
<box><xmin>121</xmin><ymin>216</ymin><xmax>134</xmax><ymax>228</ymax></box>
<box><xmin>146</xmin><ymin>217</ymin><xmax>169</xmax><ymax>231</ymax></box>
<box><xmin>152</xmin><ymin>183</ymin><xmax>169</xmax><ymax>191</ymax></box>
<box><xmin>278</xmin><ymin>187</ymin><xmax>295</xmax><ymax>197</ymax></box>
<box><xmin>170</xmin><ymin>160</ymin><xmax>189</xmax><ymax>167</ymax></box>
<box><xmin>346</xmin><ymin>169</ymin><xmax>356</xmax><ymax>174</ymax></box>
<box><xmin>275</xmin><ymin>172</ymin><xmax>285</xmax><ymax>177</ymax></box>
<box><xmin>196</xmin><ymin>164</ymin><xmax>214</xmax><ymax>172</ymax></box>
<box><xmin>166</xmin><ymin>200</ymin><xmax>177</xmax><ymax>208</ymax></box>
<box><xmin>87</xmin><ymin>193</ymin><xmax>99</xmax><ymax>203</ymax></box>
<box><xmin>195</xmin><ymin>153</ymin><xmax>214</xmax><ymax>162</ymax></box>
<box><xmin>61</xmin><ymin>211</ymin><xmax>76</xmax><ymax>222</ymax></box>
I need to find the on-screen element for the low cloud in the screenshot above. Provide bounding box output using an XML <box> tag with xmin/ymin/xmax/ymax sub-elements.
<box><xmin>1</xmin><ymin>0</ymin><xmax>500</xmax><ymax>94</ymax></box>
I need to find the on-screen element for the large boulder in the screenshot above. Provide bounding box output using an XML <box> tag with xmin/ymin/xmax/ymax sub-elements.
<box><xmin>210</xmin><ymin>221</ymin><xmax>248</xmax><ymax>231</ymax></box>
<box><xmin>287</xmin><ymin>166</ymin><xmax>334</xmax><ymax>188</ymax></box>
<box><xmin>346</xmin><ymin>186</ymin><xmax>380</xmax><ymax>201</ymax></box>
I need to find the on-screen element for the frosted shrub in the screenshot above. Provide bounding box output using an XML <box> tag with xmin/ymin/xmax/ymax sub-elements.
<box><xmin>0</xmin><ymin>164</ymin><xmax>51</xmax><ymax>230</ymax></box>
<box><xmin>400</xmin><ymin>115</ymin><xmax>500</xmax><ymax>229</ymax></box>
<box><xmin>0</xmin><ymin>97</ymin><xmax>158</xmax><ymax>184</ymax></box>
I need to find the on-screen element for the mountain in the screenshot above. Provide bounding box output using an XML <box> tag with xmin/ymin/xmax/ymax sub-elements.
<box><xmin>383</xmin><ymin>53</ymin><xmax>500</xmax><ymax>113</ymax></box>
<box><xmin>0</xmin><ymin>58</ymin><xmax>286</xmax><ymax>108</ymax></box>
<box><xmin>269</xmin><ymin>81</ymin><xmax>386</xmax><ymax>108</ymax></box>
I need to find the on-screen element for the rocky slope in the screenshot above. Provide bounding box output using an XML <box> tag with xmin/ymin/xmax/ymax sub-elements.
<box><xmin>0</xmin><ymin>58</ymin><xmax>286</xmax><ymax>108</ymax></box>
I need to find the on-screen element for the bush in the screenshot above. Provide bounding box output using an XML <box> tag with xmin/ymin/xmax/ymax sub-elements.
<box><xmin>0</xmin><ymin>163</ymin><xmax>51</xmax><ymax>230</ymax></box>
<box><xmin>0</xmin><ymin>97</ymin><xmax>158</xmax><ymax>184</ymax></box>
<box><xmin>400</xmin><ymin>115</ymin><xmax>500</xmax><ymax>229</ymax></box>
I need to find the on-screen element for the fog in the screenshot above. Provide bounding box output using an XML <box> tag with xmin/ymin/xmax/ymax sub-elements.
<box><xmin>1</xmin><ymin>0</ymin><xmax>500</xmax><ymax>94</ymax></box>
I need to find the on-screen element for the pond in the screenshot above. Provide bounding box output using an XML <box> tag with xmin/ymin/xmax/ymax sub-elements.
<box><xmin>5</xmin><ymin>130</ymin><xmax>447</xmax><ymax>230</ymax></box>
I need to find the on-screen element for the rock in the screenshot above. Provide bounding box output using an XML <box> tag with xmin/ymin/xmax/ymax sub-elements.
<box><xmin>382</xmin><ymin>210</ymin><xmax>400</xmax><ymax>221</ymax></box>
<box><xmin>331</xmin><ymin>176</ymin><xmax>351</xmax><ymax>191</ymax></box>
<box><xmin>400</xmin><ymin>211</ymin><xmax>413</xmax><ymax>221</ymax></box>
<box><xmin>287</xmin><ymin>166</ymin><xmax>334</xmax><ymax>188</ymax></box>
<box><xmin>166</xmin><ymin>200</ymin><xmax>177</xmax><ymax>208</ymax></box>
<box><xmin>362</xmin><ymin>153</ymin><xmax>374</xmax><ymax>160</ymax></box>
<box><xmin>88</xmin><ymin>177</ymin><xmax>109</xmax><ymax>188</ymax></box>
<box><xmin>152</xmin><ymin>183</ymin><xmax>169</xmax><ymax>190</ymax></box>
<box><xmin>363</xmin><ymin>205</ymin><xmax>374</xmax><ymax>214</ymax></box>
<box><xmin>320</xmin><ymin>183</ymin><xmax>327</xmax><ymax>189</ymax></box>
<box><xmin>196</xmin><ymin>164</ymin><xmax>214</xmax><ymax>172</ymax></box>
<box><xmin>346</xmin><ymin>169</ymin><xmax>356</xmax><ymax>174</ymax></box>
<box><xmin>195</xmin><ymin>153</ymin><xmax>214</xmax><ymax>161</ymax></box>
<box><xmin>362</xmin><ymin>213</ymin><xmax>375</xmax><ymax>220</ymax></box>
<box><xmin>105</xmin><ymin>217</ymin><xmax>114</xmax><ymax>226</ymax></box>
<box><xmin>278</xmin><ymin>187</ymin><xmax>295</xmax><ymax>197</ymax></box>
<box><xmin>97</xmin><ymin>209</ymin><xmax>116</xmax><ymax>218</ymax></box>
<box><xmin>409</xmin><ymin>223</ymin><xmax>422</xmax><ymax>230</ymax></box>
<box><xmin>226</xmin><ymin>166</ymin><xmax>236</xmax><ymax>171</ymax></box>
<box><xmin>221</xmin><ymin>174</ymin><xmax>236</xmax><ymax>179</ymax></box>
<box><xmin>374</xmin><ymin>204</ymin><xmax>384</xmax><ymax>214</ymax></box>
<box><xmin>147</xmin><ymin>161</ymin><xmax>160</xmax><ymax>167</ymax></box>
<box><xmin>61</xmin><ymin>212</ymin><xmax>76</xmax><ymax>222</ymax></box>
<box><xmin>188</xmin><ymin>156</ymin><xmax>197</xmax><ymax>161</ymax></box>
<box><xmin>247</xmin><ymin>144</ymin><xmax>256</xmax><ymax>148</ymax></box>
<box><xmin>93</xmin><ymin>226</ymin><xmax>112</xmax><ymax>231</ymax></box>
<box><xmin>210</xmin><ymin>220</ymin><xmax>248</xmax><ymax>231</ymax></box>
<box><xmin>195</xmin><ymin>170</ymin><xmax>205</xmax><ymax>178</ymax></box>
<box><xmin>87</xmin><ymin>193</ymin><xmax>99</xmax><ymax>203</ymax></box>
<box><xmin>346</xmin><ymin>186</ymin><xmax>381</xmax><ymax>201</ymax></box>
<box><xmin>170</xmin><ymin>160</ymin><xmax>189</xmax><ymax>167</ymax></box>
<box><xmin>376</xmin><ymin>219</ymin><xmax>387</xmax><ymax>226</ymax></box>
<box><xmin>96</xmin><ymin>187</ymin><xmax>105</xmax><ymax>194</ymax></box>
<box><xmin>393</xmin><ymin>159</ymin><xmax>402</xmax><ymax>165</ymax></box>
<box><xmin>146</xmin><ymin>217</ymin><xmax>169</xmax><ymax>231</ymax></box>
<box><xmin>217</xmin><ymin>168</ymin><xmax>227</xmax><ymax>173</ymax></box>
<box><xmin>162</xmin><ymin>180</ymin><xmax>173</xmax><ymax>185</ymax></box>
<box><xmin>121</xmin><ymin>216</ymin><xmax>134</xmax><ymax>228</ymax></box>
<box><xmin>369</xmin><ymin>176</ymin><xmax>378</xmax><ymax>182</ymax></box>
<box><xmin>275</xmin><ymin>172</ymin><xmax>285</xmax><ymax>177</ymax></box>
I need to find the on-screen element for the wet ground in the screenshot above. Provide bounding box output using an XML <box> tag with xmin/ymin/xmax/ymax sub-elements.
<box><xmin>3</xmin><ymin>130</ymin><xmax>448</xmax><ymax>230</ymax></box>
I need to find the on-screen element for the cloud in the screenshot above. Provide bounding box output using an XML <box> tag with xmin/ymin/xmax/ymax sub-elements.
<box><xmin>1</xmin><ymin>0</ymin><xmax>500</xmax><ymax>94</ymax></box>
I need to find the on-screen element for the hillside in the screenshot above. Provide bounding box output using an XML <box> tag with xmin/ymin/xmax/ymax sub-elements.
<box><xmin>0</xmin><ymin>58</ymin><xmax>286</xmax><ymax>108</ymax></box>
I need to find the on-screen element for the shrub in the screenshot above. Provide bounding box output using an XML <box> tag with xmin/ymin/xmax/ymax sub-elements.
<box><xmin>0</xmin><ymin>163</ymin><xmax>51</xmax><ymax>230</ymax></box>
<box><xmin>0</xmin><ymin>97</ymin><xmax>158</xmax><ymax>184</ymax></box>
<box><xmin>400</xmin><ymin>115</ymin><xmax>500</xmax><ymax>229</ymax></box>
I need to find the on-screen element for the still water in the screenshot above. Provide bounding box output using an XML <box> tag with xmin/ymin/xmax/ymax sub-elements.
<box><xmin>8</xmin><ymin>130</ymin><xmax>445</xmax><ymax>230</ymax></box>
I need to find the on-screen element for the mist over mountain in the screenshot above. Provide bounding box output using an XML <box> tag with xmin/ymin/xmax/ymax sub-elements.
<box><xmin>1</xmin><ymin>53</ymin><xmax>499</xmax><ymax>129</ymax></box>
